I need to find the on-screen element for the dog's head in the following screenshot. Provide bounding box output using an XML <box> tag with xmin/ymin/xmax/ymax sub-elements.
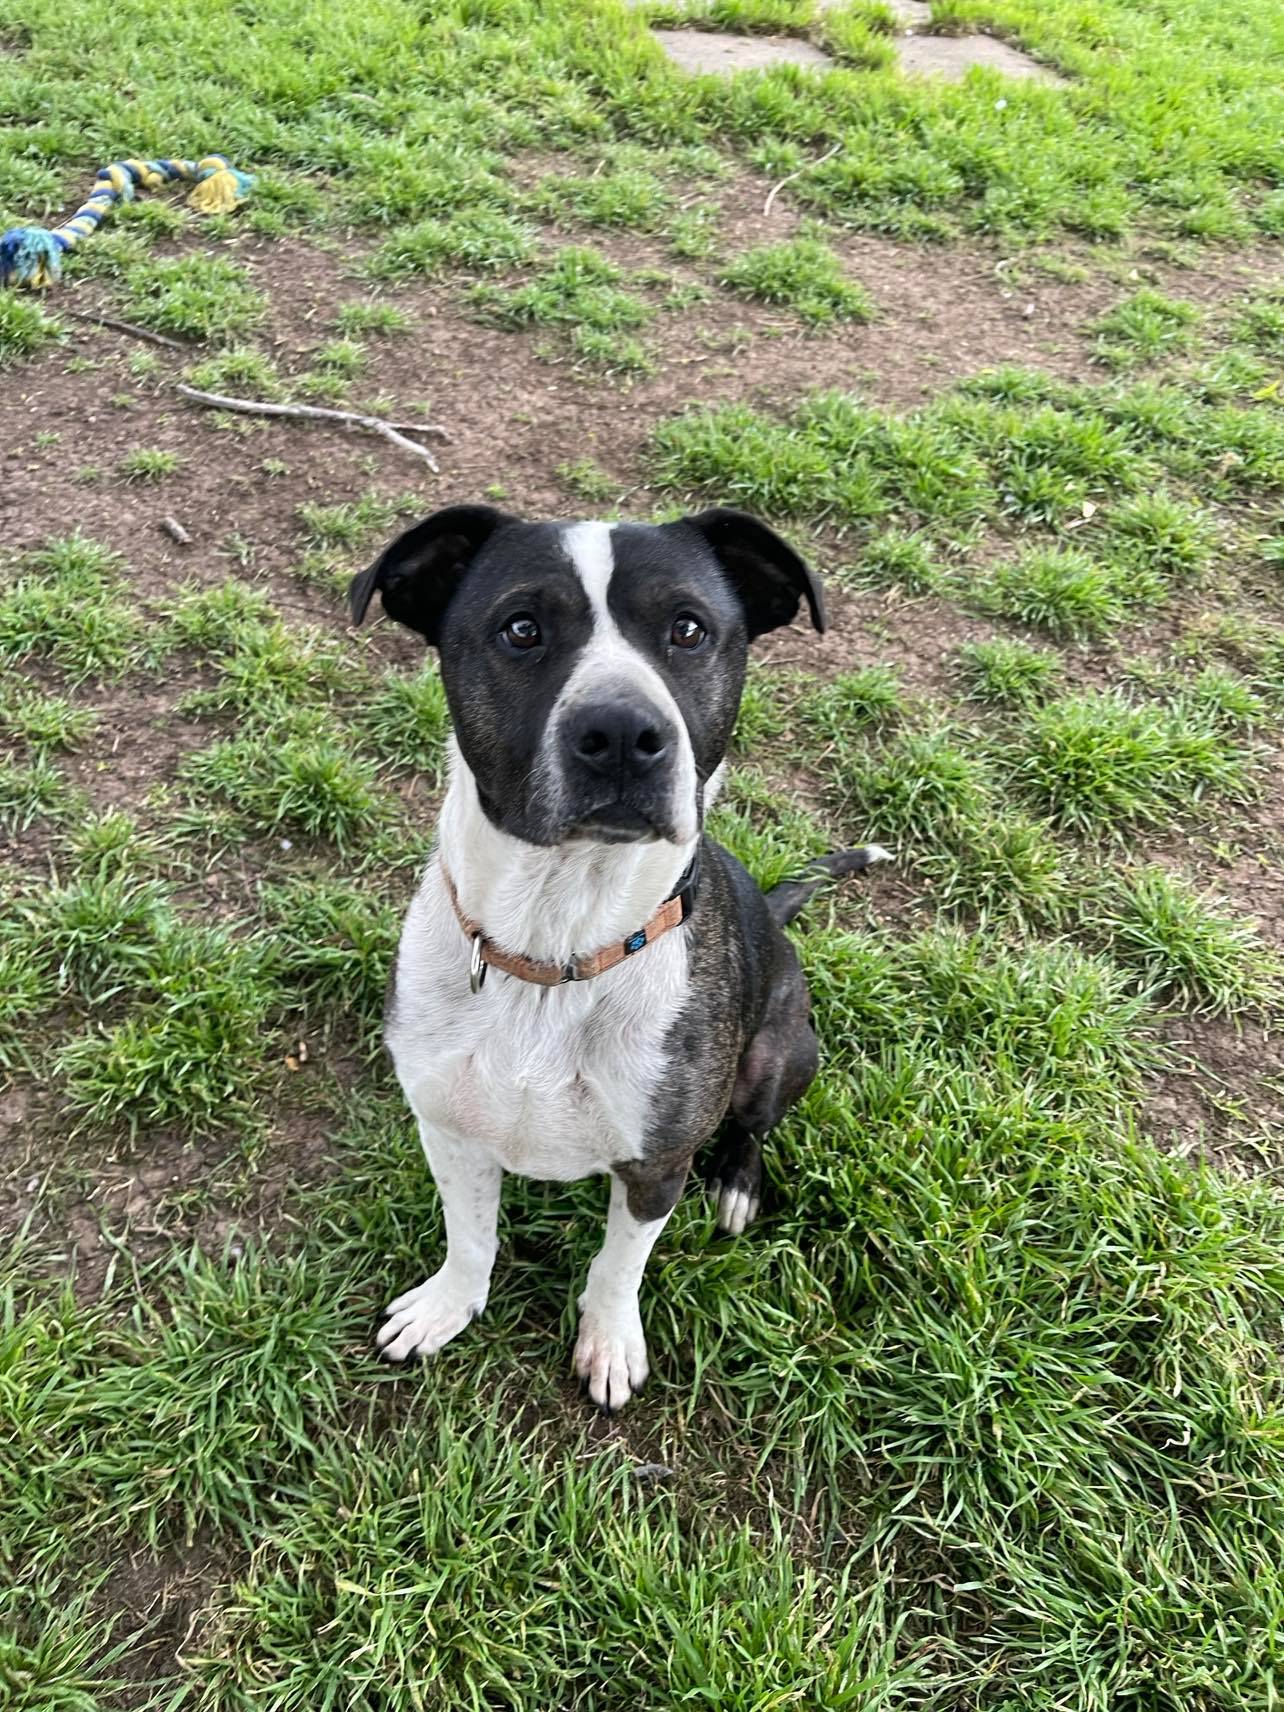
<box><xmin>349</xmin><ymin>506</ymin><xmax>825</xmax><ymax>848</ymax></box>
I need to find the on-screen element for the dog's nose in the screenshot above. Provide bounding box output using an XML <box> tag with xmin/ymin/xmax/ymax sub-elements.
<box><xmin>568</xmin><ymin>704</ymin><xmax>670</xmax><ymax>779</ymax></box>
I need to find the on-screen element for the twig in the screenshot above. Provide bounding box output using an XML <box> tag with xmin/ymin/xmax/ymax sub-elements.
<box><xmin>372</xmin><ymin>419</ymin><xmax>451</xmax><ymax>438</ymax></box>
<box><xmin>174</xmin><ymin>385</ymin><xmax>444</xmax><ymax>470</ymax></box>
<box><xmin>763</xmin><ymin>142</ymin><xmax>842</xmax><ymax>218</ymax></box>
<box><xmin>61</xmin><ymin>307</ymin><xmax>186</xmax><ymax>350</ymax></box>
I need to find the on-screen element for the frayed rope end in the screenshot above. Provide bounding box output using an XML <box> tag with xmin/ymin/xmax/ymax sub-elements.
<box><xmin>0</xmin><ymin>226</ymin><xmax>61</xmax><ymax>289</ymax></box>
<box><xmin>188</xmin><ymin>162</ymin><xmax>255</xmax><ymax>216</ymax></box>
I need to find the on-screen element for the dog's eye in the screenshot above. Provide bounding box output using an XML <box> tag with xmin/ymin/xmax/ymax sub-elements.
<box><xmin>500</xmin><ymin>614</ymin><xmax>542</xmax><ymax>651</ymax></box>
<box><xmin>671</xmin><ymin>614</ymin><xmax>707</xmax><ymax>650</ymax></box>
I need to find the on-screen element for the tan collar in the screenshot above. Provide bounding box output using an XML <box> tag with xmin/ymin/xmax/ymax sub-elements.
<box><xmin>443</xmin><ymin>855</ymin><xmax>699</xmax><ymax>992</ymax></box>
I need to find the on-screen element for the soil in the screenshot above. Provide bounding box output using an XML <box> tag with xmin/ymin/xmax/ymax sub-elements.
<box><xmin>651</xmin><ymin>28</ymin><xmax>835</xmax><ymax>73</ymax></box>
<box><xmin>893</xmin><ymin>34</ymin><xmax>1067</xmax><ymax>83</ymax></box>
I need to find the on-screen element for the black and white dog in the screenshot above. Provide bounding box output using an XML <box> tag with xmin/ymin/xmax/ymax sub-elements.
<box><xmin>349</xmin><ymin>505</ymin><xmax>886</xmax><ymax>1410</ymax></box>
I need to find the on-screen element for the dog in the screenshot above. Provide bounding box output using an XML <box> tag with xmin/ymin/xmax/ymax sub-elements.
<box><xmin>349</xmin><ymin>505</ymin><xmax>887</xmax><ymax>1410</ymax></box>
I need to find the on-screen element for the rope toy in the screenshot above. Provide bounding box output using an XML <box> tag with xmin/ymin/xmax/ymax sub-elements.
<box><xmin>0</xmin><ymin>154</ymin><xmax>255</xmax><ymax>289</ymax></box>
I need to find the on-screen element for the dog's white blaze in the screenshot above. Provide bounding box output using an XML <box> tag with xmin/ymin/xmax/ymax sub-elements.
<box><xmin>550</xmin><ymin>521</ymin><xmax>700</xmax><ymax>845</ymax></box>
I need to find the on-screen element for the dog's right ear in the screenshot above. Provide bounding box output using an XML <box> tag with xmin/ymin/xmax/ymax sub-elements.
<box><xmin>348</xmin><ymin>504</ymin><xmax>518</xmax><ymax>645</ymax></box>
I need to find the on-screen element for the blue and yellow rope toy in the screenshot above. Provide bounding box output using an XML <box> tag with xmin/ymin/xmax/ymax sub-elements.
<box><xmin>0</xmin><ymin>154</ymin><xmax>255</xmax><ymax>289</ymax></box>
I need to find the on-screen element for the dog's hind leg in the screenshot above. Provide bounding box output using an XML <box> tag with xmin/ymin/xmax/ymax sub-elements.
<box><xmin>713</xmin><ymin>952</ymin><xmax>819</xmax><ymax>1236</ymax></box>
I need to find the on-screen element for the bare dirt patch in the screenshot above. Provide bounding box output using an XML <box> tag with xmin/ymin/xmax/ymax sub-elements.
<box><xmin>894</xmin><ymin>33</ymin><xmax>1067</xmax><ymax>84</ymax></box>
<box><xmin>651</xmin><ymin>28</ymin><xmax>834</xmax><ymax>74</ymax></box>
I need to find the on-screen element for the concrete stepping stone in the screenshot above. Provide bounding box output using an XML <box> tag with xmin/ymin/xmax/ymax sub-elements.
<box><xmin>894</xmin><ymin>33</ymin><xmax>1065</xmax><ymax>83</ymax></box>
<box><xmin>651</xmin><ymin>28</ymin><xmax>834</xmax><ymax>74</ymax></box>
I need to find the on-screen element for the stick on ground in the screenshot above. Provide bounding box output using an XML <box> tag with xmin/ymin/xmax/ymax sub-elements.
<box><xmin>62</xmin><ymin>308</ymin><xmax>187</xmax><ymax>350</ymax></box>
<box><xmin>763</xmin><ymin>142</ymin><xmax>843</xmax><ymax>218</ymax></box>
<box><xmin>174</xmin><ymin>385</ymin><xmax>448</xmax><ymax>470</ymax></box>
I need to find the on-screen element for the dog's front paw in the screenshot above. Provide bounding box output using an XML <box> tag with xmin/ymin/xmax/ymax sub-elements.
<box><xmin>573</xmin><ymin>1302</ymin><xmax>649</xmax><ymax>1412</ymax></box>
<box><xmin>376</xmin><ymin>1270</ymin><xmax>485</xmax><ymax>1363</ymax></box>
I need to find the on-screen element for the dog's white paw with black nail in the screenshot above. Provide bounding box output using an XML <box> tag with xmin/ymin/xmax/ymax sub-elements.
<box><xmin>376</xmin><ymin>1271</ymin><xmax>485</xmax><ymax>1363</ymax></box>
<box><xmin>574</xmin><ymin>1300</ymin><xmax>650</xmax><ymax>1412</ymax></box>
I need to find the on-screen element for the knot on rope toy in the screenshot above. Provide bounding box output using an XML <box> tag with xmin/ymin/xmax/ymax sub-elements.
<box><xmin>0</xmin><ymin>153</ymin><xmax>255</xmax><ymax>289</ymax></box>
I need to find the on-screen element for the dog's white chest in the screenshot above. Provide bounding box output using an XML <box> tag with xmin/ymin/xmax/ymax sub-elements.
<box><xmin>386</xmin><ymin>873</ymin><xmax>688</xmax><ymax>1180</ymax></box>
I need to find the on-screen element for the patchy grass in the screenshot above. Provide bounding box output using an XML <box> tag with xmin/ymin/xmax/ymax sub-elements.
<box><xmin>0</xmin><ymin>682</ymin><xmax>96</xmax><ymax>751</ymax></box>
<box><xmin>4</xmin><ymin>0</ymin><xmax>1284</xmax><ymax>1705</ymax></box>
<box><xmin>1097</xmin><ymin>866</ymin><xmax>1282</xmax><ymax>1016</ymax></box>
<box><xmin>119</xmin><ymin>446</ymin><xmax>182</xmax><ymax>482</ymax></box>
<box><xmin>955</xmin><ymin>636</ymin><xmax>1061</xmax><ymax>707</ymax></box>
<box><xmin>1091</xmin><ymin>289</ymin><xmax>1201</xmax><ymax>368</ymax></box>
<box><xmin>469</xmin><ymin>245</ymin><xmax>654</xmax><ymax>372</ymax></box>
<box><xmin>0</xmin><ymin>535</ymin><xmax>142</xmax><ymax>682</ymax></box>
<box><xmin>1007</xmin><ymin>690</ymin><xmax>1253</xmax><ymax>833</ymax></box>
<box><xmin>0</xmin><ymin>293</ymin><xmax>60</xmax><ymax>367</ymax></box>
<box><xmin>972</xmin><ymin>546</ymin><xmax>1127</xmax><ymax>639</ymax></box>
<box><xmin>180</xmin><ymin>719</ymin><xmax>387</xmax><ymax>851</ymax></box>
<box><xmin>368</xmin><ymin>209</ymin><xmax>539</xmax><ymax>281</ymax></box>
<box><xmin>718</xmin><ymin>238</ymin><xmax>875</xmax><ymax>326</ymax></box>
<box><xmin>119</xmin><ymin>255</ymin><xmax>268</xmax><ymax>343</ymax></box>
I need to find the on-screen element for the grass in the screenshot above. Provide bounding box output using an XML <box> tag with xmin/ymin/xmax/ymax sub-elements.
<box><xmin>1007</xmin><ymin>689</ymin><xmax>1253</xmax><ymax>832</ymax></box>
<box><xmin>119</xmin><ymin>255</ymin><xmax>268</xmax><ymax>343</ymax></box>
<box><xmin>535</xmin><ymin>164</ymin><xmax>670</xmax><ymax>231</ymax></box>
<box><xmin>3</xmin><ymin>0</ymin><xmax>1284</xmax><ymax>1703</ymax></box>
<box><xmin>0</xmin><ymin>534</ymin><xmax>142</xmax><ymax>682</ymax></box>
<box><xmin>0</xmin><ymin>683</ymin><xmax>96</xmax><ymax>751</ymax></box>
<box><xmin>119</xmin><ymin>446</ymin><xmax>181</xmax><ymax>482</ymax></box>
<box><xmin>180</xmin><ymin>719</ymin><xmax>387</xmax><ymax>851</ymax></box>
<box><xmin>1091</xmin><ymin>289</ymin><xmax>1202</xmax><ymax>368</ymax></box>
<box><xmin>718</xmin><ymin>238</ymin><xmax>875</xmax><ymax>326</ymax></box>
<box><xmin>1097</xmin><ymin>865</ymin><xmax>1281</xmax><ymax>1015</ymax></box>
<box><xmin>971</xmin><ymin>545</ymin><xmax>1127</xmax><ymax>639</ymax></box>
<box><xmin>368</xmin><ymin>209</ymin><xmax>538</xmax><ymax>281</ymax></box>
<box><xmin>0</xmin><ymin>293</ymin><xmax>60</xmax><ymax>367</ymax></box>
<box><xmin>469</xmin><ymin>245</ymin><xmax>654</xmax><ymax>371</ymax></box>
<box><xmin>955</xmin><ymin>636</ymin><xmax>1061</xmax><ymax>707</ymax></box>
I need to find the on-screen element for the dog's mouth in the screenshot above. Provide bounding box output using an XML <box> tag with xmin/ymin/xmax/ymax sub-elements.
<box><xmin>570</xmin><ymin>801</ymin><xmax>663</xmax><ymax>844</ymax></box>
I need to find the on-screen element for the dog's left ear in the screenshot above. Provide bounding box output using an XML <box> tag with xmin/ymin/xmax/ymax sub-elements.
<box><xmin>680</xmin><ymin>507</ymin><xmax>826</xmax><ymax>639</ymax></box>
<box><xmin>348</xmin><ymin>504</ymin><xmax>518</xmax><ymax>645</ymax></box>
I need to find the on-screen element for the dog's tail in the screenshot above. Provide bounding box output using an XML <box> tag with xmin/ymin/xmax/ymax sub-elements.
<box><xmin>764</xmin><ymin>845</ymin><xmax>892</xmax><ymax>928</ymax></box>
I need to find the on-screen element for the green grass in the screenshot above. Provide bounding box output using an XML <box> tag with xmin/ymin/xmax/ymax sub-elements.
<box><xmin>1097</xmin><ymin>865</ymin><xmax>1281</xmax><ymax>1016</ymax></box>
<box><xmin>332</xmin><ymin>300</ymin><xmax>412</xmax><ymax>337</ymax></box>
<box><xmin>469</xmin><ymin>245</ymin><xmax>654</xmax><ymax>372</ymax></box>
<box><xmin>0</xmin><ymin>293</ymin><xmax>60</xmax><ymax>367</ymax></box>
<box><xmin>0</xmin><ymin>535</ymin><xmax>142</xmax><ymax>681</ymax></box>
<box><xmin>0</xmin><ymin>752</ymin><xmax>70</xmax><ymax>831</ymax></box>
<box><xmin>119</xmin><ymin>254</ymin><xmax>268</xmax><ymax>343</ymax></box>
<box><xmin>535</xmin><ymin>164</ymin><xmax>670</xmax><ymax>231</ymax></box>
<box><xmin>4</xmin><ymin>0</ymin><xmax>1284</xmax><ymax>1703</ymax></box>
<box><xmin>119</xmin><ymin>446</ymin><xmax>181</xmax><ymax>482</ymax></box>
<box><xmin>833</xmin><ymin>724</ymin><xmax>990</xmax><ymax>848</ymax></box>
<box><xmin>57</xmin><ymin>920</ymin><xmax>278</xmax><ymax>1138</ymax></box>
<box><xmin>1091</xmin><ymin>288</ymin><xmax>1201</xmax><ymax>368</ymax></box>
<box><xmin>362</xmin><ymin>665</ymin><xmax>451</xmax><ymax>781</ymax></box>
<box><xmin>368</xmin><ymin>209</ymin><xmax>538</xmax><ymax>281</ymax></box>
<box><xmin>1097</xmin><ymin>487</ymin><xmax>1219</xmax><ymax>582</ymax></box>
<box><xmin>180</xmin><ymin>719</ymin><xmax>387</xmax><ymax>852</ymax></box>
<box><xmin>972</xmin><ymin>545</ymin><xmax>1127</xmax><ymax>639</ymax></box>
<box><xmin>718</xmin><ymin>238</ymin><xmax>875</xmax><ymax>327</ymax></box>
<box><xmin>1007</xmin><ymin>690</ymin><xmax>1253</xmax><ymax>832</ymax></box>
<box><xmin>0</xmin><ymin>683</ymin><xmax>95</xmax><ymax>751</ymax></box>
<box><xmin>955</xmin><ymin>636</ymin><xmax>1061</xmax><ymax>707</ymax></box>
